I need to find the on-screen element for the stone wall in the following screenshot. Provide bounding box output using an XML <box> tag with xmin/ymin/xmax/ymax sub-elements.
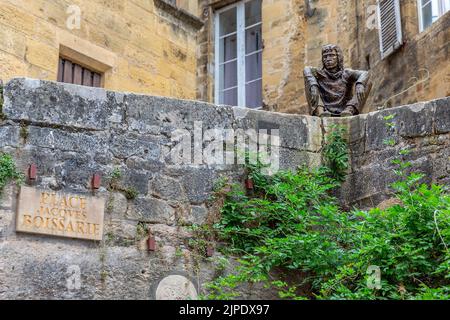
<box><xmin>329</xmin><ymin>97</ymin><xmax>450</xmax><ymax>208</ymax></box>
<box><xmin>0</xmin><ymin>78</ymin><xmax>320</xmax><ymax>299</ymax></box>
<box><xmin>0</xmin><ymin>0</ymin><xmax>202</xmax><ymax>99</ymax></box>
<box><xmin>0</xmin><ymin>78</ymin><xmax>449</xmax><ymax>299</ymax></box>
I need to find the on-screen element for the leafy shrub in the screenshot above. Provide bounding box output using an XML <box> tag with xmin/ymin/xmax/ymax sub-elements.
<box><xmin>203</xmin><ymin>126</ymin><xmax>450</xmax><ymax>300</ymax></box>
<box><xmin>322</xmin><ymin>125</ymin><xmax>349</xmax><ymax>181</ymax></box>
<box><xmin>0</xmin><ymin>153</ymin><xmax>23</xmax><ymax>197</ymax></box>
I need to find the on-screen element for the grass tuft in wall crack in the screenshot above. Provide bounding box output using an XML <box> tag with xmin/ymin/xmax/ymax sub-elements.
<box><xmin>0</xmin><ymin>153</ymin><xmax>24</xmax><ymax>200</ymax></box>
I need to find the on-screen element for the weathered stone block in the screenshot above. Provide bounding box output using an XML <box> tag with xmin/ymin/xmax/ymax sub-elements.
<box><xmin>106</xmin><ymin>192</ymin><xmax>128</xmax><ymax>219</ymax></box>
<box><xmin>241</xmin><ymin>109</ymin><xmax>321</xmax><ymax>152</ymax></box>
<box><xmin>366</xmin><ymin>110</ymin><xmax>400</xmax><ymax>151</ymax></box>
<box><xmin>184</xmin><ymin>205</ymin><xmax>208</xmax><ymax>225</ymax></box>
<box><xmin>151</xmin><ymin>224</ymin><xmax>191</xmax><ymax>244</ymax></box>
<box><xmin>125</xmin><ymin>156</ymin><xmax>165</xmax><ymax>172</ymax></box>
<box><xmin>397</xmin><ymin>102</ymin><xmax>435</xmax><ymax>138</ymax></box>
<box><xmin>0</xmin><ymin>185</ymin><xmax>15</xmax><ymax>209</ymax></box>
<box><xmin>105</xmin><ymin>219</ymin><xmax>138</xmax><ymax>246</ymax></box>
<box><xmin>0</xmin><ymin>126</ymin><xmax>19</xmax><ymax>148</ymax></box>
<box><xmin>3</xmin><ymin>78</ymin><xmax>120</xmax><ymax>131</ymax></box>
<box><xmin>148</xmin><ymin>175</ymin><xmax>186</xmax><ymax>201</ymax></box>
<box><xmin>127</xmin><ymin>197</ymin><xmax>175</xmax><ymax>224</ymax></box>
<box><xmin>125</xmin><ymin>94</ymin><xmax>234</xmax><ymax>134</ymax></box>
<box><xmin>323</xmin><ymin>114</ymin><xmax>367</xmax><ymax>143</ymax></box>
<box><xmin>0</xmin><ymin>24</ymin><xmax>27</xmax><ymax>58</ymax></box>
<box><xmin>434</xmin><ymin>97</ymin><xmax>450</xmax><ymax>134</ymax></box>
<box><xmin>120</xmin><ymin>170</ymin><xmax>151</xmax><ymax>195</ymax></box>
<box><xmin>25</xmin><ymin>39</ymin><xmax>59</xmax><ymax>72</ymax></box>
<box><xmin>366</xmin><ymin>102</ymin><xmax>435</xmax><ymax>151</ymax></box>
<box><xmin>168</xmin><ymin>167</ymin><xmax>217</xmax><ymax>204</ymax></box>
<box><xmin>53</xmin><ymin>152</ymin><xmax>102</xmax><ymax>189</ymax></box>
<box><xmin>278</xmin><ymin>148</ymin><xmax>319</xmax><ymax>171</ymax></box>
<box><xmin>27</xmin><ymin>126</ymin><xmax>108</xmax><ymax>154</ymax></box>
<box><xmin>109</xmin><ymin>133</ymin><xmax>161</xmax><ymax>161</ymax></box>
<box><xmin>338</xmin><ymin>164</ymin><xmax>386</xmax><ymax>205</ymax></box>
<box><xmin>0</xmin><ymin>209</ymin><xmax>14</xmax><ymax>238</ymax></box>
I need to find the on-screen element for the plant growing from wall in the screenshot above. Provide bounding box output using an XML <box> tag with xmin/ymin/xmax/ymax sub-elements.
<box><xmin>202</xmin><ymin>123</ymin><xmax>450</xmax><ymax>300</ymax></box>
<box><xmin>0</xmin><ymin>153</ymin><xmax>23</xmax><ymax>198</ymax></box>
<box><xmin>322</xmin><ymin>125</ymin><xmax>349</xmax><ymax>181</ymax></box>
<box><xmin>19</xmin><ymin>122</ymin><xmax>29</xmax><ymax>141</ymax></box>
<box><xmin>123</xmin><ymin>187</ymin><xmax>138</xmax><ymax>200</ymax></box>
<box><xmin>107</xmin><ymin>167</ymin><xmax>139</xmax><ymax>200</ymax></box>
<box><xmin>135</xmin><ymin>222</ymin><xmax>148</xmax><ymax>242</ymax></box>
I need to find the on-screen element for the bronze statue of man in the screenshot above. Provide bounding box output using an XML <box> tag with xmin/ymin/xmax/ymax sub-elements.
<box><xmin>304</xmin><ymin>44</ymin><xmax>371</xmax><ymax>117</ymax></box>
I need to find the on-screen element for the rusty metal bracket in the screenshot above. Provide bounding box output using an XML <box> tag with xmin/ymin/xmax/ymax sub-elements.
<box><xmin>28</xmin><ymin>163</ymin><xmax>37</xmax><ymax>181</ymax></box>
<box><xmin>91</xmin><ymin>173</ymin><xmax>101</xmax><ymax>189</ymax></box>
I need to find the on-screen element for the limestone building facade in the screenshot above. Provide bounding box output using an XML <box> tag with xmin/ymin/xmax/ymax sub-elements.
<box><xmin>0</xmin><ymin>0</ymin><xmax>449</xmax><ymax>114</ymax></box>
<box><xmin>0</xmin><ymin>0</ymin><xmax>202</xmax><ymax>99</ymax></box>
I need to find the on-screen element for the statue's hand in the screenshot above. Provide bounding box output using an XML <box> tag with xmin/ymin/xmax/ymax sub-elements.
<box><xmin>310</xmin><ymin>85</ymin><xmax>320</xmax><ymax>106</ymax></box>
<box><xmin>356</xmin><ymin>84</ymin><xmax>365</xmax><ymax>104</ymax></box>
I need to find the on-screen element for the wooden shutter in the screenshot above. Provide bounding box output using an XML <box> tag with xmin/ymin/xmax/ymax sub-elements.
<box><xmin>62</xmin><ymin>59</ymin><xmax>73</xmax><ymax>83</ymax></box>
<box><xmin>57</xmin><ymin>57</ymin><xmax>102</xmax><ymax>87</ymax></box>
<box><xmin>377</xmin><ymin>0</ymin><xmax>403</xmax><ymax>59</ymax></box>
<box><xmin>73</xmin><ymin>65</ymin><xmax>83</xmax><ymax>85</ymax></box>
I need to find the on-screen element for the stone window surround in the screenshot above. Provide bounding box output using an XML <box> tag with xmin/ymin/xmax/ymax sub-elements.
<box><xmin>209</xmin><ymin>0</ymin><xmax>242</xmax><ymax>10</ymax></box>
<box><xmin>153</xmin><ymin>0</ymin><xmax>204</xmax><ymax>30</ymax></box>
<box><xmin>56</xmin><ymin>30</ymin><xmax>116</xmax><ymax>87</ymax></box>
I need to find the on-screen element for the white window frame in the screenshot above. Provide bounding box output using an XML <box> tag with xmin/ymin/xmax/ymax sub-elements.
<box><xmin>377</xmin><ymin>0</ymin><xmax>403</xmax><ymax>60</ymax></box>
<box><xmin>418</xmin><ymin>0</ymin><xmax>450</xmax><ymax>32</ymax></box>
<box><xmin>214</xmin><ymin>0</ymin><xmax>262</xmax><ymax>109</ymax></box>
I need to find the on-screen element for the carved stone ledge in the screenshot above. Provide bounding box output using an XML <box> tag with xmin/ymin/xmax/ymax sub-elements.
<box><xmin>153</xmin><ymin>0</ymin><xmax>204</xmax><ymax>30</ymax></box>
<box><xmin>209</xmin><ymin>0</ymin><xmax>240</xmax><ymax>10</ymax></box>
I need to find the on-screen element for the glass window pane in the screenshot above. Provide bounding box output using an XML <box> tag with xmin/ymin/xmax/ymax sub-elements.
<box><xmin>245</xmin><ymin>0</ymin><xmax>262</xmax><ymax>26</ymax></box>
<box><xmin>245</xmin><ymin>52</ymin><xmax>262</xmax><ymax>82</ymax></box>
<box><xmin>220</xmin><ymin>61</ymin><xmax>237</xmax><ymax>90</ymax></box>
<box><xmin>246</xmin><ymin>79</ymin><xmax>262</xmax><ymax>108</ymax></box>
<box><xmin>422</xmin><ymin>2</ymin><xmax>433</xmax><ymax>29</ymax></box>
<box><xmin>245</xmin><ymin>25</ymin><xmax>262</xmax><ymax>54</ymax></box>
<box><xmin>219</xmin><ymin>7</ymin><xmax>237</xmax><ymax>36</ymax></box>
<box><xmin>432</xmin><ymin>0</ymin><xmax>440</xmax><ymax>20</ymax></box>
<box><xmin>221</xmin><ymin>88</ymin><xmax>238</xmax><ymax>106</ymax></box>
<box><xmin>220</xmin><ymin>34</ymin><xmax>237</xmax><ymax>63</ymax></box>
<box><xmin>445</xmin><ymin>0</ymin><xmax>450</xmax><ymax>12</ymax></box>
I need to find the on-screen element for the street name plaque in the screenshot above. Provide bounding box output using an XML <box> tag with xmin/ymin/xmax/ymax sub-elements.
<box><xmin>16</xmin><ymin>186</ymin><xmax>105</xmax><ymax>241</ymax></box>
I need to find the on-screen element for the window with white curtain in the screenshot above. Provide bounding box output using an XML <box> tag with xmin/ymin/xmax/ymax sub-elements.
<box><xmin>215</xmin><ymin>0</ymin><xmax>262</xmax><ymax>109</ymax></box>
<box><xmin>418</xmin><ymin>0</ymin><xmax>450</xmax><ymax>31</ymax></box>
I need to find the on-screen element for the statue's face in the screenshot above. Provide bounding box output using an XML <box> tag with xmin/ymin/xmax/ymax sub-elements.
<box><xmin>323</xmin><ymin>51</ymin><xmax>339</xmax><ymax>70</ymax></box>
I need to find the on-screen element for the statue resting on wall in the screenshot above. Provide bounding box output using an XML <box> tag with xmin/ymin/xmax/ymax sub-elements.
<box><xmin>304</xmin><ymin>44</ymin><xmax>371</xmax><ymax>117</ymax></box>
